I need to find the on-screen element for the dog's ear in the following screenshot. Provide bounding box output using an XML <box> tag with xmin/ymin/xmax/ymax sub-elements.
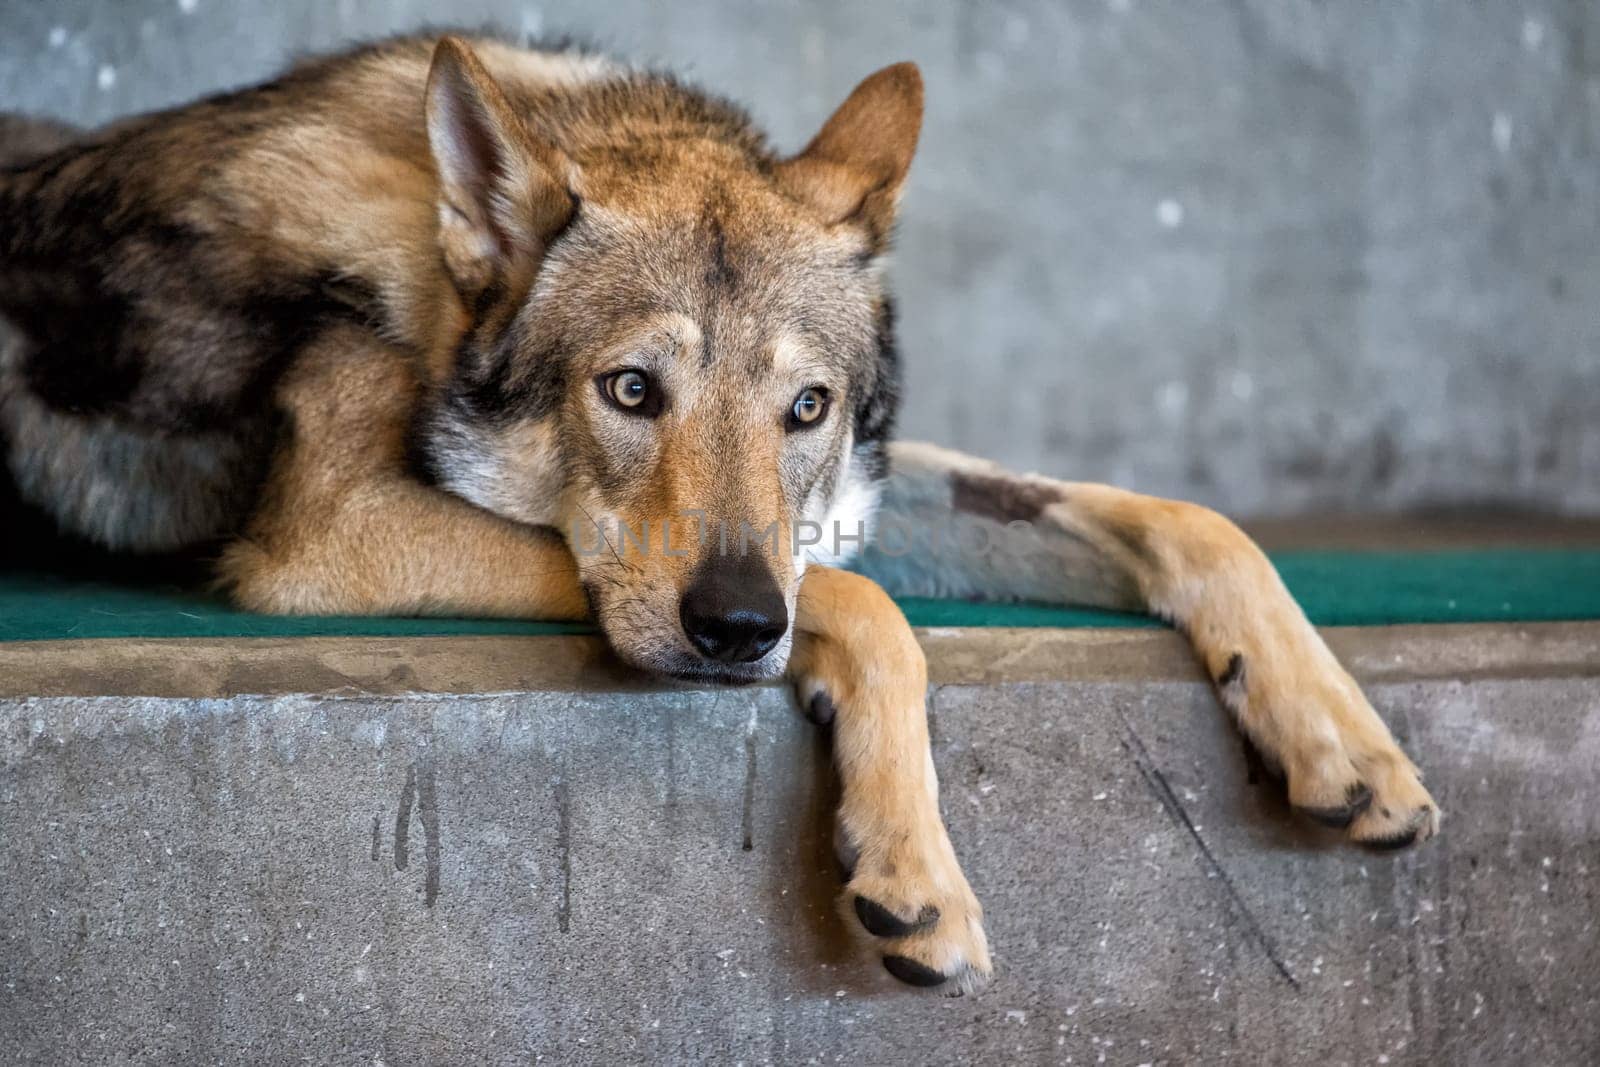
<box><xmin>775</xmin><ymin>62</ymin><xmax>923</xmax><ymax>247</ymax></box>
<box><xmin>426</xmin><ymin>36</ymin><xmax>577</xmax><ymax>295</ymax></box>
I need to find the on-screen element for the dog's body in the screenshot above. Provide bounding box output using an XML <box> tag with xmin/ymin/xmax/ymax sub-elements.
<box><xmin>0</xmin><ymin>33</ymin><xmax>1437</xmax><ymax>993</ymax></box>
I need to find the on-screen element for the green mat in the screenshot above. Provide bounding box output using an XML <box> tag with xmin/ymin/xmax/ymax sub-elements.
<box><xmin>1</xmin><ymin>550</ymin><xmax>1598</xmax><ymax>642</ymax></box>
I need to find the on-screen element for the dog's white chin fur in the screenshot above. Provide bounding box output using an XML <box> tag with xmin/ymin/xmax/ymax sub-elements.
<box><xmin>792</xmin><ymin>450</ymin><xmax>883</xmax><ymax>577</ymax></box>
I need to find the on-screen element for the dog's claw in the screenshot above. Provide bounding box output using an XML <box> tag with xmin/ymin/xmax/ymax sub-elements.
<box><xmin>805</xmin><ymin>691</ymin><xmax>836</xmax><ymax>726</ymax></box>
<box><xmin>854</xmin><ymin>896</ymin><xmax>939</xmax><ymax>938</ymax></box>
<box><xmin>1352</xmin><ymin>801</ymin><xmax>1439</xmax><ymax>850</ymax></box>
<box><xmin>1296</xmin><ymin>781</ymin><xmax>1374</xmax><ymax>829</ymax></box>
<box><xmin>883</xmin><ymin>955</ymin><xmax>948</xmax><ymax>988</ymax></box>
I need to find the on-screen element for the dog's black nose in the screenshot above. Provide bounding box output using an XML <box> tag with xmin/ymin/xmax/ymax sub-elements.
<box><xmin>679</xmin><ymin>556</ymin><xmax>788</xmax><ymax>664</ymax></box>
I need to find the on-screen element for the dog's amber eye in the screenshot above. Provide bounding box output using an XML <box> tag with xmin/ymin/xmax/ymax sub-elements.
<box><xmin>788</xmin><ymin>387</ymin><xmax>829</xmax><ymax>430</ymax></box>
<box><xmin>608</xmin><ymin>371</ymin><xmax>648</xmax><ymax>407</ymax></box>
<box><xmin>598</xmin><ymin>370</ymin><xmax>661</xmax><ymax>417</ymax></box>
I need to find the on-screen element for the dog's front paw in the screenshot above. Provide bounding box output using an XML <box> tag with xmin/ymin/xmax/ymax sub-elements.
<box><xmin>1212</xmin><ymin>646</ymin><xmax>1440</xmax><ymax>848</ymax></box>
<box><xmin>838</xmin><ymin>818</ymin><xmax>993</xmax><ymax>995</ymax></box>
<box><xmin>794</xmin><ymin>668</ymin><xmax>992</xmax><ymax>995</ymax></box>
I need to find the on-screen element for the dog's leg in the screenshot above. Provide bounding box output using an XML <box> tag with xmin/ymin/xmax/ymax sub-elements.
<box><xmin>222</xmin><ymin>478</ymin><xmax>587</xmax><ymax>619</ymax></box>
<box><xmin>216</xmin><ymin>326</ymin><xmax>587</xmax><ymax>620</ymax></box>
<box><xmin>789</xmin><ymin>564</ymin><xmax>991</xmax><ymax>994</ymax></box>
<box><xmin>858</xmin><ymin>441</ymin><xmax>1439</xmax><ymax>848</ymax></box>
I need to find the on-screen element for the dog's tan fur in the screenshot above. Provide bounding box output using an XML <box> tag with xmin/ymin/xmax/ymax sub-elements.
<box><xmin>0</xmin><ymin>33</ymin><xmax>1437</xmax><ymax>995</ymax></box>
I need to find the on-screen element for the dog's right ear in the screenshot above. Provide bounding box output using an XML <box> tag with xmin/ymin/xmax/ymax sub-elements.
<box><xmin>426</xmin><ymin>36</ymin><xmax>576</xmax><ymax>296</ymax></box>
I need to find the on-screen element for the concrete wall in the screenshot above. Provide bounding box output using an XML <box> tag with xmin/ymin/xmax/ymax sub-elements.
<box><xmin>2</xmin><ymin>1</ymin><xmax>1597</xmax><ymax>516</ymax></box>
<box><xmin>3</xmin><ymin>625</ymin><xmax>1599</xmax><ymax>1064</ymax></box>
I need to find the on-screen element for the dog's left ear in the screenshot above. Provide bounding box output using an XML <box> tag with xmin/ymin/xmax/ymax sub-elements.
<box><xmin>776</xmin><ymin>62</ymin><xmax>923</xmax><ymax>248</ymax></box>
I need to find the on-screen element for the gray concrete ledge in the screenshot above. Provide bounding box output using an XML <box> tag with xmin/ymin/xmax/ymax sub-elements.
<box><xmin>3</xmin><ymin>621</ymin><xmax>1597</xmax><ymax>698</ymax></box>
<box><xmin>3</xmin><ymin>624</ymin><xmax>1598</xmax><ymax>1065</ymax></box>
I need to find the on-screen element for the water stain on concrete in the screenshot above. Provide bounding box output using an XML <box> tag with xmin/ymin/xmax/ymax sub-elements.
<box><xmin>391</xmin><ymin>759</ymin><xmax>442</xmax><ymax>907</ymax></box>
<box><xmin>555</xmin><ymin>779</ymin><xmax>572</xmax><ymax>933</ymax></box>
<box><xmin>740</xmin><ymin>708</ymin><xmax>758</xmax><ymax>852</ymax></box>
<box><xmin>415</xmin><ymin>760</ymin><xmax>441</xmax><ymax>908</ymax></box>
<box><xmin>394</xmin><ymin>764</ymin><xmax>415</xmax><ymax>872</ymax></box>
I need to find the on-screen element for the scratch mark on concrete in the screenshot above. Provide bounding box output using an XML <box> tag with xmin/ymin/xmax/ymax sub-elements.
<box><xmin>370</xmin><ymin>810</ymin><xmax>382</xmax><ymax>862</ymax></box>
<box><xmin>556</xmin><ymin>779</ymin><xmax>572</xmax><ymax>932</ymax></box>
<box><xmin>741</xmin><ymin>705</ymin><xmax>759</xmax><ymax>852</ymax></box>
<box><xmin>1117</xmin><ymin>708</ymin><xmax>1300</xmax><ymax>990</ymax></box>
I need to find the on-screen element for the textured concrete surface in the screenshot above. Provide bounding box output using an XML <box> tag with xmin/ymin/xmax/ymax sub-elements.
<box><xmin>3</xmin><ymin>624</ymin><xmax>1598</xmax><ymax>1064</ymax></box>
<box><xmin>2</xmin><ymin>0</ymin><xmax>1597</xmax><ymax>515</ymax></box>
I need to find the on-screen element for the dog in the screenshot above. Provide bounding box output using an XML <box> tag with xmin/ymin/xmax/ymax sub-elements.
<box><xmin>0</xmin><ymin>32</ymin><xmax>1438</xmax><ymax>995</ymax></box>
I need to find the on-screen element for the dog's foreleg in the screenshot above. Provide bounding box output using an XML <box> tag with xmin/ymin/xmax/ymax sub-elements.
<box><xmin>788</xmin><ymin>564</ymin><xmax>992</xmax><ymax>993</ymax></box>
<box><xmin>216</xmin><ymin>326</ymin><xmax>587</xmax><ymax>620</ymax></box>
<box><xmin>220</xmin><ymin>478</ymin><xmax>587</xmax><ymax>619</ymax></box>
<box><xmin>859</xmin><ymin>441</ymin><xmax>1439</xmax><ymax>848</ymax></box>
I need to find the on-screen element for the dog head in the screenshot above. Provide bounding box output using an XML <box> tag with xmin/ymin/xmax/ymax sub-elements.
<box><xmin>410</xmin><ymin>37</ymin><xmax>919</xmax><ymax>682</ymax></box>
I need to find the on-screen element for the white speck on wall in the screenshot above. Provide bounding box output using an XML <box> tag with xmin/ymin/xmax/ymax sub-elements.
<box><xmin>97</xmin><ymin>65</ymin><xmax>117</xmax><ymax>91</ymax></box>
<box><xmin>48</xmin><ymin>26</ymin><xmax>68</xmax><ymax>48</ymax></box>
<box><xmin>1492</xmin><ymin>112</ymin><xmax>1514</xmax><ymax>153</ymax></box>
<box><xmin>1157</xmin><ymin>198</ymin><xmax>1184</xmax><ymax>228</ymax></box>
<box><xmin>1230</xmin><ymin>370</ymin><xmax>1254</xmax><ymax>401</ymax></box>
<box><xmin>1522</xmin><ymin>17</ymin><xmax>1544</xmax><ymax>51</ymax></box>
<box><xmin>1005</xmin><ymin>14</ymin><xmax>1030</xmax><ymax>47</ymax></box>
<box><xmin>1157</xmin><ymin>379</ymin><xmax>1188</xmax><ymax>418</ymax></box>
<box><xmin>802</xmin><ymin>25</ymin><xmax>825</xmax><ymax>67</ymax></box>
<box><xmin>1006</xmin><ymin>1009</ymin><xmax>1028</xmax><ymax>1024</ymax></box>
<box><xmin>178</xmin><ymin>0</ymin><xmax>198</xmax><ymax>12</ymax></box>
<box><xmin>1108</xmin><ymin>0</ymin><xmax>1133</xmax><ymax>13</ymax></box>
